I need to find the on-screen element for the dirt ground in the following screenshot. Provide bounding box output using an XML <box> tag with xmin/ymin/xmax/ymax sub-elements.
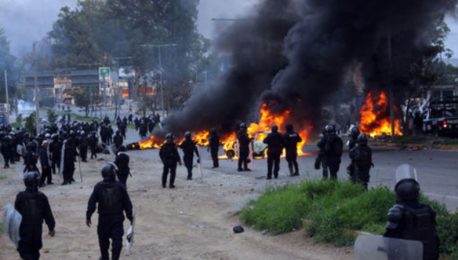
<box><xmin>0</xmin><ymin>150</ymin><xmax>351</xmax><ymax>260</ymax></box>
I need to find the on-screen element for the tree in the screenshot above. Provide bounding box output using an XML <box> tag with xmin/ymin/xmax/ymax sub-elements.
<box><xmin>0</xmin><ymin>27</ymin><xmax>19</xmax><ymax>104</ymax></box>
<box><xmin>47</xmin><ymin>109</ymin><xmax>57</xmax><ymax>125</ymax></box>
<box><xmin>48</xmin><ymin>0</ymin><xmax>208</xmax><ymax>82</ymax></box>
<box><xmin>25</xmin><ymin>112</ymin><xmax>37</xmax><ymax>135</ymax></box>
<box><xmin>72</xmin><ymin>87</ymin><xmax>97</xmax><ymax>116</ymax></box>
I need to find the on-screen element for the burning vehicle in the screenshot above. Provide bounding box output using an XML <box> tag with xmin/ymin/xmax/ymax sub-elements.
<box><xmin>359</xmin><ymin>91</ymin><xmax>403</xmax><ymax>138</ymax></box>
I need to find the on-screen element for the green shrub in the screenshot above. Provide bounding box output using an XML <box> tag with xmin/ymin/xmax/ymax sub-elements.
<box><xmin>240</xmin><ymin>180</ymin><xmax>457</xmax><ymax>256</ymax></box>
<box><xmin>240</xmin><ymin>185</ymin><xmax>309</xmax><ymax>234</ymax></box>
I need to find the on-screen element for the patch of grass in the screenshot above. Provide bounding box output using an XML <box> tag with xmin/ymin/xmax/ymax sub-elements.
<box><xmin>240</xmin><ymin>185</ymin><xmax>309</xmax><ymax>234</ymax></box>
<box><xmin>240</xmin><ymin>180</ymin><xmax>458</xmax><ymax>255</ymax></box>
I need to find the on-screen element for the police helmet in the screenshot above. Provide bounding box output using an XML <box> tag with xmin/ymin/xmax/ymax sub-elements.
<box><xmin>325</xmin><ymin>124</ymin><xmax>336</xmax><ymax>134</ymax></box>
<box><xmin>271</xmin><ymin>125</ymin><xmax>278</xmax><ymax>133</ymax></box>
<box><xmin>24</xmin><ymin>171</ymin><xmax>40</xmax><ymax>188</ymax></box>
<box><xmin>350</xmin><ymin>126</ymin><xmax>360</xmax><ymax>138</ymax></box>
<box><xmin>184</xmin><ymin>131</ymin><xmax>192</xmax><ymax>139</ymax></box>
<box><xmin>394</xmin><ymin>164</ymin><xmax>420</xmax><ymax>202</ymax></box>
<box><xmin>210</xmin><ymin>128</ymin><xmax>217</xmax><ymax>134</ymax></box>
<box><xmin>357</xmin><ymin>134</ymin><xmax>368</xmax><ymax>145</ymax></box>
<box><xmin>240</xmin><ymin>123</ymin><xmax>247</xmax><ymax>129</ymax></box>
<box><xmin>166</xmin><ymin>133</ymin><xmax>174</xmax><ymax>143</ymax></box>
<box><xmin>101</xmin><ymin>164</ymin><xmax>117</xmax><ymax>182</ymax></box>
<box><xmin>286</xmin><ymin>124</ymin><xmax>293</xmax><ymax>132</ymax></box>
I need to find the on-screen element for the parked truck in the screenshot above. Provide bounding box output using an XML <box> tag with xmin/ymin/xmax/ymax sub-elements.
<box><xmin>423</xmin><ymin>97</ymin><xmax>458</xmax><ymax>137</ymax></box>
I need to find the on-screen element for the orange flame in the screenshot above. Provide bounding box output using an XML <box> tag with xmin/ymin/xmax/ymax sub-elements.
<box><xmin>221</xmin><ymin>103</ymin><xmax>311</xmax><ymax>158</ymax></box>
<box><xmin>359</xmin><ymin>91</ymin><xmax>402</xmax><ymax>137</ymax></box>
<box><xmin>136</xmin><ymin>103</ymin><xmax>311</xmax><ymax>158</ymax></box>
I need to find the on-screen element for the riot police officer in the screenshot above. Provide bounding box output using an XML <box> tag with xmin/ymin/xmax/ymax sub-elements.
<box><xmin>384</xmin><ymin>164</ymin><xmax>439</xmax><ymax>260</ymax></box>
<box><xmin>89</xmin><ymin>132</ymin><xmax>98</xmax><ymax>159</ymax></box>
<box><xmin>24</xmin><ymin>142</ymin><xmax>39</xmax><ymax>173</ymax></box>
<box><xmin>349</xmin><ymin>134</ymin><xmax>373</xmax><ymax>189</ymax></box>
<box><xmin>179</xmin><ymin>131</ymin><xmax>200</xmax><ymax>180</ymax></box>
<box><xmin>86</xmin><ymin>164</ymin><xmax>133</xmax><ymax>260</ymax></box>
<box><xmin>159</xmin><ymin>133</ymin><xmax>182</xmax><ymax>188</ymax></box>
<box><xmin>61</xmin><ymin>139</ymin><xmax>77</xmax><ymax>185</ymax></box>
<box><xmin>263</xmin><ymin>125</ymin><xmax>284</xmax><ymax>179</ymax></box>
<box><xmin>347</xmin><ymin>126</ymin><xmax>360</xmax><ymax>182</ymax></box>
<box><xmin>208</xmin><ymin>128</ymin><xmax>220</xmax><ymax>168</ymax></box>
<box><xmin>49</xmin><ymin>134</ymin><xmax>61</xmax><ymax>174</ymax></box>
<box><xmin>78</xmin><ymin>131</ymin><xmax>88</xmax><ymax>162</ymax></box>
<box><xmin>1</xmin><ymin>134</ymin><xmax>12</xmax><ymax>168</ymax></box>
<box><xmin>237</xmin><ymin>123</ymin><xmax>251</xmax><ymax>172</ymax></box>
<box><xmin>113</xmin><ymin>130</ymin><xmax>123</xmax><ymax>150</ymax></box>
<box><xmin>114</xmin><ymin>146</ymin><xmax>130</xmax><ymax>186</ymax></box>
<box><xmin>15</xmin><ymin>171</ymin><xmax>56</xmax><ymax>260</ymax></box>
<box><xmin>321</xmin><ymin>125</ymin><xmax>343</xmax><ymax>180</ymax></box>
<box><xmin>283</xmin><ymin>124</ymin><xmax>302</xmax><ymax>176</ymax></box>
<box><xmin>39</xmin><ymin>141</ymin><xmax>53</xmax><ymax>187</ymax></box>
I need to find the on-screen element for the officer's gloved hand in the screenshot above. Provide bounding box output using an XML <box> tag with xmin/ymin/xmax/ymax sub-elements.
<box><xmin>197</xmin><ymin>158</ymin><xmax>200</xmax><ymax>164</ymax></box>
<box><xmin>371</xmin><ymin>162</ymin><xmax>375</xmax><ymax>168</ymax></box>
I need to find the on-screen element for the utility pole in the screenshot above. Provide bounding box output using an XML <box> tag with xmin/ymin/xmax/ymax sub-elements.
<box><xmin>4</xmin><ymin>70</ymin><xmax>8</xmax><ymax>108</ymax></box>
<box><xmin>140</xmin><ymin>43</ymin><xmax>177</xmax><ymax>117</ymax></box>
<box><xmin>33</xmin><ymin>43</ymin><xmax>40</xmax><ymax>135</ymax></box>
<box><xmin>387</xmin><ymin>33</ymin><xmax>395</xmax><ymax>137</ymax></box>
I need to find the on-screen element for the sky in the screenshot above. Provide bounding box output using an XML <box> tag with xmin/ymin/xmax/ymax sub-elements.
<box><xmin>0</xmin><ymin>0</ymin><xmax>457</xmax><ymax>59</ymax></box>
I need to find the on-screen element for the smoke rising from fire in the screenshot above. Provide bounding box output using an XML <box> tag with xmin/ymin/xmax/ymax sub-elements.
<box><xmin>162</xmin><ymin>0</ymin><xmax>457</xmax><ymax>135</ymax></box>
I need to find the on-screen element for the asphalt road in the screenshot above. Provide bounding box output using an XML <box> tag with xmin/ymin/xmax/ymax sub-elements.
<box><xmin>129</xmin><ymin>139</ymin><xmax>458</xmax><ymax>211</ymax></box>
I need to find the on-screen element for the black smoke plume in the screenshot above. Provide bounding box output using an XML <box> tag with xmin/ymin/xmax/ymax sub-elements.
<box><xmin>162</xmin><ymin>0</ymin><xmax>457</xmax><ymax>135</ymax></box>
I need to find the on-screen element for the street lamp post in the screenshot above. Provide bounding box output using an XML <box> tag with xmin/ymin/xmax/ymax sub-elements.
<box><xmin>140</xmin><ymin>43</ymin><xmax>177</xmax><ymax>117</ymax></box>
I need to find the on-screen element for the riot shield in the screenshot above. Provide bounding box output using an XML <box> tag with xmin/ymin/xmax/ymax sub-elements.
<box><xmin>3</xmin><ymin>203</ymin><xmax>22</xmax><ymax>247</ymax></box>
<box><xmin>395</xmin><ymin>164</ymin><xmax>418</xmax><ymax>185</ymax></box>
<box><xmin>354</xmin><ymin>234</ymin><xmax>423</xmax><ymax>260</ymax></box>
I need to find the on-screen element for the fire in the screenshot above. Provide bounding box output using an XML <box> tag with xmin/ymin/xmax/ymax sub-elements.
<box><xmin>137</xmin><ymin>135</ymin><xmax>165</xmax><ymax>150</ymax></box>
<box><xmin>220</xmin><ymin>103</ymin><xmax>311</xmax><ymax>159</ymax></box>
<box><xmin>194</xmin><ymin>130</ymin><xmax>210</xmax><ymax>146</ymax></box>
<box><xmin>359</xmin><ymin>91</ymin><xmax>402</xmax><ymax>137</ymax></box>
<box><xmin>133</xmin><ymin>103</ymin><xmax>311</xmax><ymax>159</ymax></box>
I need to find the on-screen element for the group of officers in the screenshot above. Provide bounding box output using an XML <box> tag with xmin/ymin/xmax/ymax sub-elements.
<box><xmin>3</xmin><ymin>120</ymin><xmax>440</xmax><ymax>260</ymax></box>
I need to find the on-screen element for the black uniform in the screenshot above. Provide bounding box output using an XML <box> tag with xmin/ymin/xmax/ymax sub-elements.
<box><xmin>208</xmin><ymin>131</ymin><xmax>220</xmax><ymax>168</ymax></box>
<box><xmin>385</xmin><ymin>201</ymin><xmax>439</xmax><ymax>260</ymax></box>
<box><xmin>39</xmin><ymin>147</ymin><xmax>52</xmax><ymax>186</ymax></box>
<box><xmin>349</xmin><ymin>143</ymin><xmax>372</xmax><ymax>189</ymax></box>
<box><xmin>283</xmin><ymin>130</ymin><xmax>302</xmax><ymax>176</ymax></box>
<box><xmin>49</xmin><ymin>139</ymin><xmax>61</xmax><ymax>174</ymax></box>
<box><xmin>89</xmin><ymin>134</ymin><xmax>98</xmax><ymax>159</ymax></box>
<box><xmin>159</xmin><ymin>142</ymin><xmax>181</xmax><ymax>188</ymax></box>
<box><xmin>113</xmin><ymin>133</ymin><xmax>123</xmax><ymax>150</ymax></box>
<box><xmin>263</xmin><ymin>131</ymin><xmax>284</xmax><ymax>179</ymax></box>
<box><xmin>114</xmin><ymin>152</ymin><xmax>130</xmax><ymax>186</ymax></box>
<box><xmin>322</xmin><ymin>133</ymin><xmax>343</xmax><ymax>180</ymax></box>
<box><xmin>79</xmin><ymin>135</ymin><xmax>88</xmax><ymax>162</ymax></box>
<box><xmin>62</xmin><ymin>140</ymin><xmax>76</xmax><ymax>185</ymax></box>
<box><xmin>237</xmin><ymin>129</ymin><xmax>251</xmax><ymax>171</ymax></box>
<box><xmin>23</xmin><ymin>150</ymin><xmax>39</xmax><ymax>173</ymax></box>
<box><xmin>347</xmin><ymin>139</ymin><xmax>358</xmax><ymax>183</ymax></box>
<box><xmin>179</xmin><ymin>139</ymin><xmax>200</xmax><ymax>180</ymax></box>
<box><xmin>15</xmin><ymin>187</ymin><xmax>55</xmax><ymax>260</ymax></box>
<box><xmin>1</xmin><ymin>135</ymin><xmax>12</xmax><ymax>168</ymax></box>
<box><xmin>86</xmin><ymin>179</ymin><xmax>133</xmax><ymax>260</ymax></box>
